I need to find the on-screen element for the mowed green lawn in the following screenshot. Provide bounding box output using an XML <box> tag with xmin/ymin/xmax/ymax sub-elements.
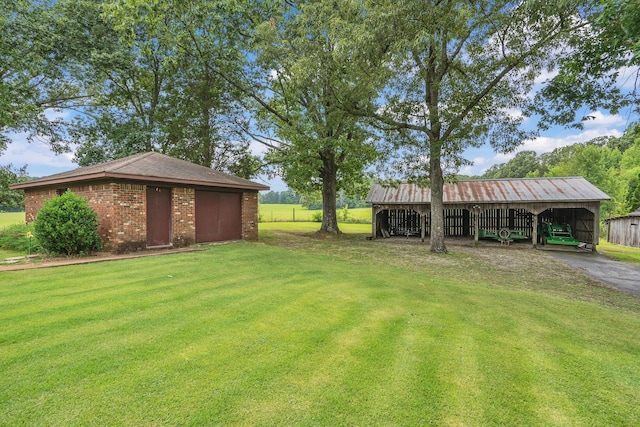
<box><xmin>1</xmin><ymin>226</ymin><xmax>640</xmax><ymax>425</ymax></box>
<box><xmin>259</xmin><ymin>203</ymin><xmax>371</xmax><ymax>222</ymax></box>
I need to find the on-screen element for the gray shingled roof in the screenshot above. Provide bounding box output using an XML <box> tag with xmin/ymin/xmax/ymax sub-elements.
<box><xmin>11</xmin><ymin>152</ymin><xmax>269</xmax><ymax>191</ymax></box>
<box><xmin>367</xmin><ymin>177</ymin><xmax>610</xmax><ymax>204</ymax></box>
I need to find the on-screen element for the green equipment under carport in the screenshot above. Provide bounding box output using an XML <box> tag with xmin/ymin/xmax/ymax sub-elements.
<box><xmin>478</xmin><ymin>228</ymin><xmax>529</xmax><ymax>242</ymax></box>
<box><xmin>538</xmin><ymin>222</ymin><xmax>580</xmax><ymax>246</ymax></box>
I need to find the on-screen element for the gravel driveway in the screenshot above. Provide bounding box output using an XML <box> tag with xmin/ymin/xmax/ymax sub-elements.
<box><xmin>548</xmin><ymin>251</ymin><xmax>640</xmax><ymax>297</ymax></box>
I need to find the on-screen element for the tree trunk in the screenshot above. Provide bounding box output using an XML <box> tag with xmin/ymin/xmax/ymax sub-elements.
<box><xmin>430</xmin><ymin>141</ymin><xmax>447</xmax><ymax>253</ymax></box>
<box><xmin>320</xmin><ymin>153</ymin><xmax>340</xmax><ymax>234</ymax></box>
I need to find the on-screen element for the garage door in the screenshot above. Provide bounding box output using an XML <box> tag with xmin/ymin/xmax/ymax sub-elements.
<box><xmin>195</xmin><ymin>191</ymin><xmax>242</xmax><ymax>243</ymax></box>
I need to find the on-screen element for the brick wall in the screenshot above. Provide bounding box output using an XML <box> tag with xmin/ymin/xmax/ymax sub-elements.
<box><xmin>108</xmin><ymin>183</ymin><xmax>146</xmax><ymax>253</ymax></box>
<box><xmin>72</xmin><ymin>183</ymin><xmax>115</xmax><ymax>249</ymax></box>
<box><xmin>242</xmin><ymin>191</ymin><xmax>259</xmax><ymax>240</ymax></box>
<box><xmin>172</xmin><ymin>187</ymin><xmax>195</xmax><ymax>247</ymax></box>
<box><xmin>24</xmin><ymin>189</ymin><xmax>56</xmax><ymax>223</ymax></box>
<box><xmin>24</xmin><ymin>181</ymin><xmax>258</xmax><ymax>252</ymax></box>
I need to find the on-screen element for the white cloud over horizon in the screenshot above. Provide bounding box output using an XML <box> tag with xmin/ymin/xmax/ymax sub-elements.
<box><xmin>462</xmin><ymin>109</ymin><xmax>630</xmax><ymax>177</ymax></box>
<box><xmin>1</xmin><ymin>131</ymin><xmax>75</xmax><ymax>177</ymax></box>
<box><xmin>1</xmin><ymin>104</ymin><xmax>635</xmax><ymax>191</ymax></box>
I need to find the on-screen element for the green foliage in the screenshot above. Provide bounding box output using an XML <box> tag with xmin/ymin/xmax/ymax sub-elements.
<box><xmin>349</xmin><ymin>0</ymin><xmax>595</xmax><ymax>252</ymax></box>
<box><xmin>259</xmin><ymin>190</ymin><xmax>302</xmax><ymax>204</ymax></box>
<box><xmin>0</xmin><ymin>223</ymin><xmax>40</xmax><ymax>253</ymax></box>
<box><xmin>0</xmin><ymin>164</ymin><xmax>28</xmax><ymax>210</ymax></box>
<box><xmin>67</xmin><ymin>0</ymin><xmax>256</xmax><ymax>176</ymax></box>
<box><xmin>0</xmin><ymin>0</ymin><xmax>95</xmax><ymax>153</ymax></box>
<box><xmin>482</xmin><ymin>125</ymin><xmax>640</xmax><ymax>217</ymax></box>
<box><xmin>34</xmin><ymin>191</ymin><xmax>102</xmax><ymax>255</ymax></box>
<box><xmin>311</xmin><ymin>211</ymin><xmax>323</xmax><ymax>222</ymax></box>
<box><xmin>482</xmin><ymin>151</ymin><xmax>540</xmax><ymax>179</ymax></box>
<box><xmin>340</xmin><ymin>205</ymin><xmax>349</xmax><ymax>222</ymax></box>
<box><xmin>534</xmin><ymin>0</ymin><xmax>640</xmax><ymax>127</ymax></box>
<box><xmin>251</xmin><ymin>1</ymin><xmax>380</xmax><ymax>233</ymax></box>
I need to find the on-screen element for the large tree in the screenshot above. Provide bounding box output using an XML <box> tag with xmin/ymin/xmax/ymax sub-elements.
<box><xmin>347</xmin><ymin>0</ymin><xmax>596</xmax><ymax>252</ymax></box>
<box><xmin>0</xmin><ymin>0</ymin><xmax>94</xmax><ymax>153</ymax></box>
<box><xmin>108</xmin><ymin>0</ymin><xmax>381</xmax><ymax>233</ymax></box>
<box><xmin>67</xmin><ymin>0</ymin><xmax>257</xmax><ymax>175</ymax></box>
<box><xmin>534</xmin><ymin>0</ymin><xmax>640</xmax><ymax>128</ymax></box>
<box><xmin>1</xmin><ymin>0</ymin><xmax>257</xmax><ymax>177</ymax></box>
<box><xmin>248</xmin><ymin>1</ymin><xmax>379</xmax><ymax>233</ymax></box>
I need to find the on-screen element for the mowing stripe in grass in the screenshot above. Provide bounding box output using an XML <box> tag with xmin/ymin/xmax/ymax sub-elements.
<box><xmin>1</xmin><ymin>242</ymin><xmax>640</xmax><ymax>425</ymax></box>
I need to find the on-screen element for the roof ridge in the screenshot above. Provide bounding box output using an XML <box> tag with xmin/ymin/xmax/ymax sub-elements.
<box><xmin>107</xmin><ymin>152</ymin><xmax>155</xmax><ymax>172</ymax></box>
<box><xmin>455</xmin><ymin>176</ymin><xmax>584</xmax><ymax>183</ymax></box>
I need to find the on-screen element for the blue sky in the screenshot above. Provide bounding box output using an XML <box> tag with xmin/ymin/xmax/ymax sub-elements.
<box><xmin>0</xmin><ymin>106</ymin><xmax>634</xmax><ymax>193</ymax></box>
<box><xmin>2</xmin><ymin>63</ymin><xmax>638</xmax><ymax>193</ymax></box>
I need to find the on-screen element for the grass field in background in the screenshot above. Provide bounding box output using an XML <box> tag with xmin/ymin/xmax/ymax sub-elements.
<box><xmin>259</xmin><ymin>221</ymin><xmax>370</xmax><ymax>234</ymax></box>
<box><xmin>0</xmin><ymin>212</ymin><xmax>24</xmax><ymax>227</ymax></box>
<box><xmin>1</xmin><ymin>225</ymin><xmax>639</xmax><ymax>425</ymax></box>
<box><xmin>259</xmin><ymin>203</ymin><xmax>371</xmax><ymax>222</ymax></box>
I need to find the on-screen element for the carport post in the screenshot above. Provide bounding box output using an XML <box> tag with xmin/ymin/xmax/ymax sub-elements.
<box><xmin>592</xmin><ymin>207</ymin><xmax>600</xmax><ymax>251</ymax></box>
<box><xmin>532</xmin><ymin>213</ymin><xmax>538</xmax><ymax>249</ymax></box>
<box><xmin>421</xmin><ymin>213</ymin><xmax>425</xmax><ymax>242</ymax></box>
<box><xmin>371</xmin><ymin>206</ymin><xmax>377</xmax><ymax>240</ymax></box>
<box><xmin>472</xmin><ymin>205</ymin><xmax>480</xmax><ymax>247</ymax></box>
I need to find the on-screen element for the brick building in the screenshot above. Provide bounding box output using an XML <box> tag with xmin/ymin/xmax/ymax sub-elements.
<box><xmin>11</xmin><ymin>152</ymin><xmax>268</xmax><ymax>253</ymax></box>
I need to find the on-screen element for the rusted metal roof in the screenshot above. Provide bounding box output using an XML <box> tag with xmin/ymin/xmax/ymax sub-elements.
<box><xmin>366</xmin><ymin>177</ymin><xmax>610</xmax><ymax>204</ymax></box>
<box><xmin>10</xmin><ymin>152</ymin><xmax>269</xmax><ymax>191</ymax></box>
<box><xmin>607</xmin><ymin>207</ymin><xmax>640</xmax><ymax>221</ymax></box>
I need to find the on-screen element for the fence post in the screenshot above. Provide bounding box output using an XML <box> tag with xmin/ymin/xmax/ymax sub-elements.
<box><xmin>293</xmin><ymin>208</ymin><xmax>295</xmax><ymax>222</ymax></box>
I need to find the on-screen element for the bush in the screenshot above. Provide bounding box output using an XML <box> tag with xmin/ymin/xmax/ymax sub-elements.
<box><xmin>0</xmin><ymin>223</ymin><xmax>41</xmax><ymax>253</ymax></box>
<box><xmin>34</xmin><ymin>191</ymin><xmax>102</xmax><ymax>255</ymax></box>
<box><xmin>340</xmin><ymin>205</ymin><xmax>349</xmax><ymax>222</ymax></box>
<box><xmin>311</xmin><ymin>211</ymin><xmax>323</xmax><ymax>222</ymax></box>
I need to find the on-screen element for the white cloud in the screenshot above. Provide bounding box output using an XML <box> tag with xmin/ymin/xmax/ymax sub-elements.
<box><xmin>533</xmin><ymin>68</ymin><xmax>559</xmax><ymax>85</ymax></box>
<box><xmin>521</xmin><ymin>127</ymin><xmax>623</xmax><ymax>154</ymax></box>
<box><xmin>615</xmin><ymin>66</ymin><xmax>639</xmax><ymax>92</ymax></box>
<box><xmin>472</xmin><ymin>157</ymin><xmax>486</xmax><ymax>166</ymax></box>
<box><xmin>1</xmin><ymin>131</ymin><xmax>75</xmax><ymax>177</ymax></box>
<box><xmin>581</xmin><ymin>110</ymin><xmax>627</xmax><ymax>128</ymax></box>
<box><xmin>249</xmin><ymin>139</ymin><xmax>270</xmax><ymax>156</ymax></box>
<box><xmin>462</xmin><ymin>108</ymin><xmax>630</xmax><ymax>177</ymax></box>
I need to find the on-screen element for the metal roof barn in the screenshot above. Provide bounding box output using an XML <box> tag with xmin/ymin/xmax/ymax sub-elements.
<box><xmin>366</xmin><ymin>177</ymin><xmax>610</xmax><ymax>204</ymax></box>
<box><xmin>366</xmin><ymin>177</ymin><xmax>609</xmax><ymax>251</ymax></box>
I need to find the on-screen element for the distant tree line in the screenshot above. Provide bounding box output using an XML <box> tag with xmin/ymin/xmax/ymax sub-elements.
<box><xmin>479</xmin><ymin>124</ymin><xmax>640</xmax><ymax>219</ymax></box>
<box><xmin>259</xmin><ymin>189</ymin><xmax>369</xmax><ymax>210</ymax></box>
<box><xmin>259</xmin><ymin>190</ymin><xmax>302</xmax><ymax>205</ymax></box>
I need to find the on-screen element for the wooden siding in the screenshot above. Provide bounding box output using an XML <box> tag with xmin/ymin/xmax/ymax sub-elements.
<box><xmin>608</xmin><ymin>217</ymin><xmax>640</xmax><ymax>248</ymax></box>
